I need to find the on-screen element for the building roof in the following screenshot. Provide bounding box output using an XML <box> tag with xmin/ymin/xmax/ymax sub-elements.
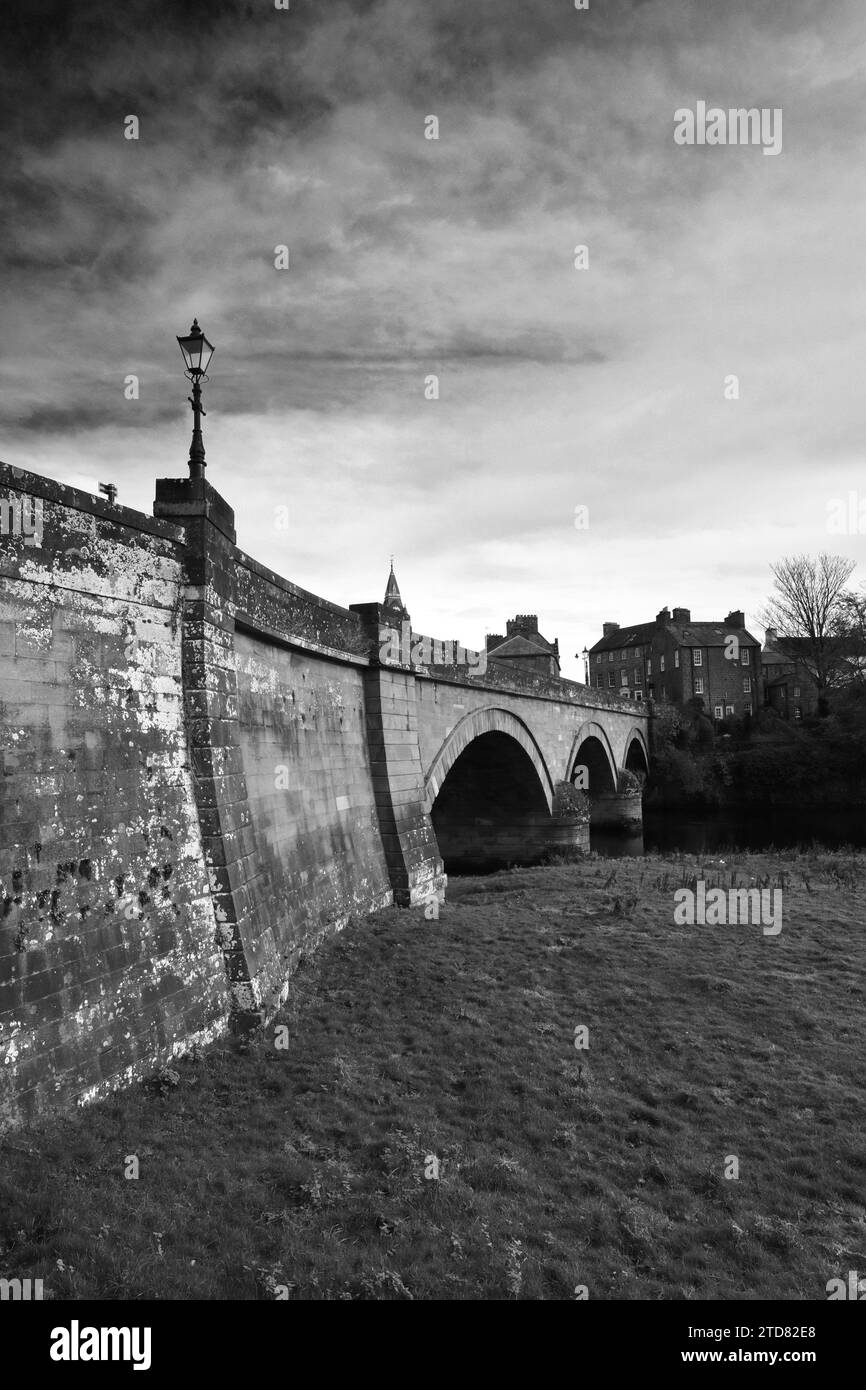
<box><xmin>488</xmin><ymin>634</ymin><xmax>554</xmax><ymax>658</ymax></box>
<box><xmin>760</xmin><ymin>649</ymin><xmax>791</xmax><ymax>667</ymax></box>
<box><xmin>589</xmin><ymin>623</ymin><xmax>656</xmax><ymax>653</ymax></box>
<box><xmin>589</xmin><ymin>619</ymin><xmax>761</xmax><ymax>655</ymax></box>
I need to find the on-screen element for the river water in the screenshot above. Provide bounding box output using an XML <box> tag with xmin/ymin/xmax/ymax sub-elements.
<box><xmin>592</xmin><ymin>806</ymin><xmax>866</xmax><ymax>858</ymax></box>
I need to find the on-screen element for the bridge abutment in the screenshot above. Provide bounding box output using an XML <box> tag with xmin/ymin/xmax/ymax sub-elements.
<box><xmin>434</xmin><ymin>811</ymin><xmax>589</xmax><ymax>873</ymax></box>
<box><xmin>588</xmin><ymin>788</ymin><xmax>644</xmax><ymax>831</ymax></box>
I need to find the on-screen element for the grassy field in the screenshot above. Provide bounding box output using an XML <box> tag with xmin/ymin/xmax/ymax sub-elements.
<box><xmin>1</xmin><ymin>847</ymin><xmax>864</xmax><ymax>1301</ymax></box>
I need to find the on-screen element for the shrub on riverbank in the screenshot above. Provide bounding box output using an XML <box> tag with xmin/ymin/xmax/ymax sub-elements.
<box><xmin>647</xmin><ymin>696</ymin><xmax>866</xmax><ymax>810</ymax></box>
<box><xmin>552</xmin><ymin>780</ymin><xmax>591</xmax><ymax>820</ymax></box>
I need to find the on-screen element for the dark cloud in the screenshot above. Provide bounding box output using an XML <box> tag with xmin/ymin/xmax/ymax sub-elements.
<box><xmin>0</xmin><ymin>0</ymin><xmax>863</xmax><ymax>678</ymax></box>
<box><xmin>5</xmin><ymin>399</ymin><xmax>178</xmax><ymax>435</ymax></box>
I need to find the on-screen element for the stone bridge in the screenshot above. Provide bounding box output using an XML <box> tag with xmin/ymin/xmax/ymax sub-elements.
<box><xmin>0</xmin><ymin>461</ymin><xmax>649</xmax><ymax>1125</ymax></box>
<box><xmin>413</xmin><ymin>677</ymin><xmax>648</xmax><ymax>873</ymax></box>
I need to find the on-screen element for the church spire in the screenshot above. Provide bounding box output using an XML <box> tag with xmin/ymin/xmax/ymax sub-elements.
<box><xmin>383</xmin><ymin>558</ymin><xmax>410</xmax><ymax>623</ymax></box>
<box><xmin>384</xmin><ymin>558</ymin><xmax>402</xmax><ymax>607</ymax></box>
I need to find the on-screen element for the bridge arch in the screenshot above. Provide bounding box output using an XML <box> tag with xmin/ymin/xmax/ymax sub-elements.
<box><xmin>424</xmin><ymin>707</ymin><xmax>554</xmax><ymax>814</ymax></box>
<box><xmin>566</xmin><ymin>721</ymin><xmax>618</xmax><ymax>793</ymax></box>
<box><xmin>623</xmin><ymin>726</ymin><xmax>650</xmax><ymax>777</ymax></box>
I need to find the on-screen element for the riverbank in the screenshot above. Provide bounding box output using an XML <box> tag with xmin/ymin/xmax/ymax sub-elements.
<box><xmin>591</xmin><ymin>805</ymin><xmax>866</xmax><ymax>857</ymax></box>
<box><xmin>645</xmin><ymin>704</ymin><xmax>866</xmax><ymax>814</ymax></box>
<box><xmin>1</xmin><ymin>847</ymin><xmax>864</xmax><ymax>1300</ymax></box>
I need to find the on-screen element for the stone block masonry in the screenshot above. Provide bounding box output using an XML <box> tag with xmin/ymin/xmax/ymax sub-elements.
<box><xmin>351</xmin><ymin>603</ymin><xmax>446</xmax><ymax>908</ymax></box>
<box><xmin>233</xmin><ymin>634</ymin><xmax>395</xmax><ymax>980</ymax></box>
<box><xmin>0</xmin><ymin>460</ymin><xmax>648</xmax><ymax>1131</ymax></box>
<box><xmin>154</xmin><ymin>476</ymin><xmax>273</xmax><ymax>1031</ymax></box>
<box><xmin>0</xmin><ymin>464</ymin><xmax>229</xmax><ymax>1129</ymax></box>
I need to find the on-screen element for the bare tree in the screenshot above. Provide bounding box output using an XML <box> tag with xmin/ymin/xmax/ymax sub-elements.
<box><xmin>760</xmin><ymin>554</ymin><xmax>856</xmax><ymax>709</ymax></box>
<box><xmin>836</xmin><ymin>587</ymin><xmax>866</xmax><ymax>688</ymax></box>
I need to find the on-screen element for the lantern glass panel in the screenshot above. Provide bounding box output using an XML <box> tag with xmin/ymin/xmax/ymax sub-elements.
<box><xmin>177</xmin><ymin>325</ymin><xmax>214</xmax><ymax>375</ymax></box>
<box><xmin>198</xmin><ymin>335</ymin><xmax>215</xmax><ymax>374</ymax></box>
<box><xmin>177</xmin><ymin>334</ymin><xmax>201</xmax><ymax>372</ymax></box>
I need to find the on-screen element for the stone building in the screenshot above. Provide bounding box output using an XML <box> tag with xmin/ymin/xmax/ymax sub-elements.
<box><xmin>486</xmin><ymin>614</ymin><xmax>561</xmax><ymax>678</ymax></box>
<box><xmin>761</xmin><ymin>628</ymin><xmax>820</xmax><ymax>719</ymax></box>
<box><xmin>588</xmin><ymin>606</ymin><xmax>762</xmax><ymax>721</ymax></box>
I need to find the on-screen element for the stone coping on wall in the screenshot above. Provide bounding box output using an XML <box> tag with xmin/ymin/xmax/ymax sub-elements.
<box><xmin>0</xmin><ymin>460</ymin><xmax>185</xmax><ymax>543</ymax></box>
<box><xmin>235</xmin><ymin>548</ymin><xmax>361</xmax><ymax>622</ymax></box>
<box><xmin>0</xmin><ymin>460</ymin><xmax>648</xmax><ymax>721</ymax></box>
<box><xmin>237</xmin><ymin>551</ymin><xmax>648</xmax><ymax>715</ymax></box>
<box><xmin>2</xmin><ymin>462</ymin><xmax>651</xmax><ymax>722</ymax></box>
<box><xmin>411</xmin><ymin>661</ymin><xmax>650</xmax><ymax>715</ymax></box>
<box><xmin>233</xmin><ymin>544</ymin><xmax>647</xmax><ymax>716</ymax></box>
<box><xmin>234</xmin><ymin>616</ymin><xmax>372</xmax><ymax>670</ymax></box>
<box><xmin>234</xmin><ymin>549</ymin><xmax>371</xmax><ymax>663</ymax></box>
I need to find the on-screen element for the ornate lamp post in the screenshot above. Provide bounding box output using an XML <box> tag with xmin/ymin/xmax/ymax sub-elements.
<box><xmin>582</xmin><ymin>646</ymin><xmax>589</xmax><ymax>685</ymax></box>
<box><xmin>176</xmin><ymin>319</ymin><xmax>215</xmax><ymax>479</ymax></box>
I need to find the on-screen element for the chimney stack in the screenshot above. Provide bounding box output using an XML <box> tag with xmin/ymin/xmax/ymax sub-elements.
<box><xmin>506</xmin><ymin>614</ymin><xmax>539</xmax><ymax>637</ymax></box>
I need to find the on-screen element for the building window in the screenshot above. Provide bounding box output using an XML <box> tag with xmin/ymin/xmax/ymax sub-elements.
<box><xmin>674</xmin><ymin>649</ymin><xmax>680</xmax><ymax>668</ymax></box>
<box><xmin>714</xmin><ymin>704</ymin><xmax>723</xmax><ymax>719</ymax></box>
<box><xmin>725</xmin><ymin>704</ymin><xmax>734</xmax><ymax>716</ymax></box>
<box><xmin>744</xmin><ymin>702</ymin><xmax>752</xmax><ymax>715</ymax></box>
<box><xmin>608</xmin><ymin>672</ymin><xmax>615</xmax><ymax>688</ymax></box>
<box><xmin>596</xmin><ymin>676</ymin><xmax>603</xmax><ymax>689</ymax></box>
<box><xmin>620</xmin><ymin>649</ymin><xmax>626</xmax><ymax>661</ymax></box>
<box><xmin>660</xmin><ymin>655</ymin><xmax>665</xmax><ymax>672</ymax></box>
<box><xmin>743</xmin><ymin>676</ymin><xmax>751</xmax><ymax>692</ymax></box>
<box><xmin>693</xmin><ymin>649</ymin><xmax>702</xmax><ymax>666</ymax></box>
<box><xmin>647</xmin><ymin>658</ymin><xmax>652</xmax><ymax>676</ymax></box>
<box><xmin>793</xmin><ymin>685</ymin><xmax>800</xmax><ymax>697</ymax></box>
<box><xmin>741</xmin><ymin>649</ymin><xmax>750</xmax><ymax>665</ymax></box>
<box><xmin>608</xmin><ymin>651</ymin><xmax>614</xmax><ymax>662</ymax></box>
<box><xmin>794</xmin><ymin>705</ymin><xmax>802</xmax><ymax>719</ymax></box>
<box><xmin>596</xmin><ymin>653</ymin><xmax>601</xmax><ymax>664</ymax></box>
<box><xmin>634</xmin><ymin>689</ymin><xmax>643</xmax><ymax>701</ymax></box>
<box><xmin>694</xmin><ymin>676</ymin><xmax>704</xmax><ymax>695</ymax></box>
<box><xmin>621</xmin><ymin>670</ymin><xmax>628</xmax><ymax>686</ymax></box>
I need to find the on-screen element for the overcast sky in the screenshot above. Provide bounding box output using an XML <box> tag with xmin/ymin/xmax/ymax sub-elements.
<box><xmin>1</xmin><ymin>0</ymin><xmax>864</xmax><ymax>678</ymax></box>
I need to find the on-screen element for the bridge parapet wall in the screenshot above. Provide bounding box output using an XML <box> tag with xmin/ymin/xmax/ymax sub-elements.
<box><xmin>407</xmin><ymin>655</ymin><xmax>649</xmax><ymax>720</ymax></box>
